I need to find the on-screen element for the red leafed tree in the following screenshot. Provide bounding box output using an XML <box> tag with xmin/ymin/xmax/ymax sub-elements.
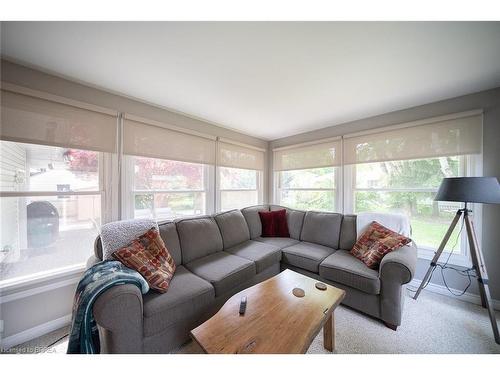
<box><xmin>134</xmin><ymin>157</ymin><xmax>202</xmax><ymax>190</ymax></box>
<box><xmin>64</xmin><ymin>150</ymin><xmax>98</xmax><ymax>172</ymax></box>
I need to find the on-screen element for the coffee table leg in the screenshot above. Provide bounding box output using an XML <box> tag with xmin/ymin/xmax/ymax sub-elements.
<box><xmin>323</xmin><ymin>312</ymin><xmax>335</xmax><ymax>352</ymax></box>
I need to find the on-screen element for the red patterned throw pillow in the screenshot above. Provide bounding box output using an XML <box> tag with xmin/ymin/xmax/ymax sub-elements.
<box><xmin>112</xmin><ymin>227</ymin><xmax>176</xmax><ymax>293</ymax></box>
<box><xmin>351</xmin><ymin>221</ymin><xmax>411</xmax><ymax>269</ymax></box>
<box><xmin>258</xmin><ymin>209</ymin><xmax>290</xmax><ymax>237</ymax></box>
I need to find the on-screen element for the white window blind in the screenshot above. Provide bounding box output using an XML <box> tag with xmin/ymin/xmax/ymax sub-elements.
<box><xmin>343</xmin><ymin>113</ymin><xmax>482</xmax><ymax>165</ymax></box>
<box><xmin>273</xmin><ymin>139</ymin><xmax>341</xmax><ymax>171</ymax></box>
<box><xmin>123</xmin><ymin>116</ymin><xmax>216</xmax><ymax>165</ymax></box>
<box><xmin>0</xmin><ymin>89</ymin><xmax>118</xmax><ymax>153</ymax></box>
<box><xmin>217</xmin><ymin>140</ymin><xmax>265</xmax><ymax>171</ymax></box>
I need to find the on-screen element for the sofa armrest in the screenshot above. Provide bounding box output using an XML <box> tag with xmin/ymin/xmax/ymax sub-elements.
<box><xmin>378</xmin><ymin>244</ymin><xmax>417</xmax><ymax>327</ymax></box>
<box><xmin>85</xmin><ymin>255</ymin><xmax>100</xmax><ymax>270</ymax></box>
<box><xmin>93</xmin><ymin>284</ymin><xmax>144</xmax><ymax>353</ymax></box>
<box><xmin>379</xmin><ymin>244</ymin><xmax>417</xmax><ymax>284</ymax></box>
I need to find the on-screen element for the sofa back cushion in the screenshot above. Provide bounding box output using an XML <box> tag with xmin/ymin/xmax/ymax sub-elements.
<box><xmin>176</xmin><ymin>216</ymin><xmax>223</xmax><ymax>263</ymax></box>
<box><xmin>300</xmin><ymin>211</ymin><xmax>342</xmax><ymax>249</ymax></box>
<box><xmin>158</xmin><ymin>221</ymin><xmax>183</xmax><ymax>265</ymax></box>
<box><xmin>214</xmin><ymin>210</ymin><xmax>251</xmax><ymax>249</ymax></box>
<box><xmin>241</xmin><ymin>205</ymin><xmax>270</xmax><ymax>239</ymax></box>
<box><xmin>339</xmin><ymin>214</ymin><xmax>357</xmax><ymax>250</ymax></box>
<box><xmin>270</xmin><ymin>205</ymin><xmax>306</xmax><ymax>240</ymax></box>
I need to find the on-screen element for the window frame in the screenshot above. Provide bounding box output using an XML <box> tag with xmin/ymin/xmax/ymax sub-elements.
<box><xmin>343</xmin><ymin>154</ymin><xmax>482</xmax><ymax>267</ymax></box>
<box><xmin>274</xmin><ymin>166</ymin><xmax>341</xmax><ymax>212</ymax></box>
<box><xmin>0</xmin><ymin>143</ymin><xmax>107</xmax><ymax>289</ymax></box>
<box><xmin>122</xmin><ymin>155</ymin><xmax>215</xmax><ymax>220</ymax></box>
<box><xmin>216</xmin><ymin>166</ymin><xmax>263</xmax><ymax>212</ymax></box>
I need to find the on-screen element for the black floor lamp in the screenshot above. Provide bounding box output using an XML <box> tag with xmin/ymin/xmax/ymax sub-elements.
<box><xmin>413</xmin><ymin>177</ymin><xmax>500</xmax><ymax>344</ymax></box>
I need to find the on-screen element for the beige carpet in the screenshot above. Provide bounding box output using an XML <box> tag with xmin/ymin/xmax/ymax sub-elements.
<box><xmin>8</xmin><ymin>289</ymin><xmax>500</xmax><ymax>354</ymax></box>
<box><xmin>175</xmin><ymin>290</ymin><xmax>500</xmax><ymax>354</ymax></box>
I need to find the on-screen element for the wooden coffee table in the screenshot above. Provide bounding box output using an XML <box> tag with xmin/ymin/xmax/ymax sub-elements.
<box><xmin>190</xmin><ymin>269</ymin><xmax>345</xmax><ymax>354</ymax></box>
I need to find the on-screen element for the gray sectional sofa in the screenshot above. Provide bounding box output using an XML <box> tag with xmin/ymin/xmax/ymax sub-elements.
<box><xmin>88</xmin><ymin>205</ymin><xmax>417</xmax><ymax>353</ymax></box>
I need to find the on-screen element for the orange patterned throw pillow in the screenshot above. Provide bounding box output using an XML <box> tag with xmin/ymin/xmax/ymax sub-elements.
<box><xmin>351</xmin><ymin>221</ymin><xmax>411</xmax><ymax>269</ymax></box>
<box><xmin>112</xmin><ymin>227</ymin><xmax>176</xmax><ymax>293</ymax></box>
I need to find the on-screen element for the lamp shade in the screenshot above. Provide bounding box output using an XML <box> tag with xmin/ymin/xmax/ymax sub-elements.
<box><xmin>434</xmin><ymin>177</ymin><xmax>500</xmax><ymax>204</ymax></box>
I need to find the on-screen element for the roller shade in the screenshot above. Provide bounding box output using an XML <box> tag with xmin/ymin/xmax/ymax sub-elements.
<box><xmin>343</xmin><ymin>114</ymin><xmax>482</xmax><ymax>165</ymax></box>
<box><xmin>218</xmin><ymin>141</ymin><xmax>265</xmax><ymax>170</ymax></box>
<box><xmin>1</xmin><ymin>90</ymin><xmax>118</xmax><ymax>152</ymax></box>
<box><xmin>123</xmin><ymin>117</ymin><xmax>216</xmax><ymax>165</ymax></box>
<box><xmin>273</xmin><ymin>139</ymin><xmax>341</xmax><ymax>171</ymax></box>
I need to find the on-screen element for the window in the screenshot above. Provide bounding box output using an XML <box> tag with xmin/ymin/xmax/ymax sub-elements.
<box><xmin>124</xmin><ymin>156</ymin><xmax>213</xmax><ymax>220</ymax></box>
<box><xmin>0</xmin><ymin>88</ymin><xmax>116</xmax><ymax>285</ymax></box>
<box><xmin>276</xmin><ymin>167</ymin><xmax>339</xmax><ymax>211</ymax></box>
<box><xmin>345</xmin><ymin>156</ymin><xmax>474</xmax><ymax>255</ymax></box>
<box><xmin>341</xmin><ymin>112</ymin><xmax>483</xmax><ymax>264</ymax></box>
<box><xmin>273</xmin><ymin>139</ymin><xmax>341</xmax><ymax>212</ymax></box>
<box><xmin>216</xmin><ymin>140</ymin><xmax>265</xmax><ymax>211</ymax></box>
<box><xmin>122</xmin><ymin>116</ymin><xmax>217</xmax><ymax>220</ymax></box>
<box><xmin>218</xmin><ymin>167</ymin><xmax>261</xmax><ymax>211</ymax></box>
<box><xmin>0</xmin><ymin>141</ymin><xmax>102</xmax><ymax>283</ymax></box>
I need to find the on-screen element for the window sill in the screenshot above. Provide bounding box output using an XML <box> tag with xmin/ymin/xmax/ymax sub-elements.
<box><xmin>0</xmin><ymin>263</ymin><xmax>86</xmax><ymax>298</ymax></box>
<box><xmin>417</xmin><ymin>247</ymin><xmax>471</xmax><ymax>268</ymax></box>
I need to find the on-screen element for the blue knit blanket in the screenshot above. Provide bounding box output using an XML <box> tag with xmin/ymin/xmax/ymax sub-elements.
<box><xmin>67</xmin><ymin>260</ymin><xmax>149</xmax><ymax>354</ymax></box>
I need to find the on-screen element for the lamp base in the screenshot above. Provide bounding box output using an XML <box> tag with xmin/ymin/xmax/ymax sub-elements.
<box><xmin>413</xmin><ymin>208</ymin><xmax>500</xmax><ymax>345</ymax></box>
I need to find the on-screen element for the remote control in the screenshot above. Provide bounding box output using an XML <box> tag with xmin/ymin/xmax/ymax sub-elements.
<box><xmin>239</xmin><ymin>296</ymin><xmax>247</xmax><ymax>315</ymax></box>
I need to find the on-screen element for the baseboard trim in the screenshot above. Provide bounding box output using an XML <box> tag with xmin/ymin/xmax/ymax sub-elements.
<box><xmin>0</xmin><ymin>314</ymin><xmax>71</xmax><ymax>350</ymax></box>
<box><xmin>407</xmin><ymin>279</ymin><xmax>500</xmax><ymax>311</ymax></box>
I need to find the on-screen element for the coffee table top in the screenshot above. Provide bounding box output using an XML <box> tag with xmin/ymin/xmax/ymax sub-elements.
<box><xmin>190</xmin><ymin>269</ymin><xmax>345</xmax><ymax>354</ymax></box>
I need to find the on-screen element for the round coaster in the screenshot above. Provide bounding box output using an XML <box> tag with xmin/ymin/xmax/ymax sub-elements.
<box><xmin>315</xmin><ymin>282</ymin><xmax>327</xmax><ymax>291</ymax></box>
<box><xmin>292</xmin><ymin>287</ymin><xmax>305</xmax><ymax>298</ymax></box>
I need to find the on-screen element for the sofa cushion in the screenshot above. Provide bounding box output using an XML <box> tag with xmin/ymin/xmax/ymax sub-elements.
<box><xmin>351</xmin><ymin>221</ymin><xmax>412</xmax><ymax>269</ymax></box>
<box><xmin>270</xmin><ymin>205</ymin><xmax>306</xmax><ymax>240</ymax></box>
<box><xmin>300</xmin><ymin>211</ymin><xmax>342</xmax><ymax>249</ymax></box>
<box><xmin>241</xmin><ymin>205</ymin><xmax>270</xmax><ymax>239</ymax></box>
<box><xmin>185</xmin><ymin>252</ymin><xmax>256</xmax><ymax>296</ymax></box>
<box><xmin>225</xmin><ymin>240</ymin><xmax>281</xmax><ymax>273</ymax></box>
<box><xmin>142</xmin><ymin>265</ymin><xmax>215</xmax><ymax>337</ymax></box>
<box><xmin>259</xmin><ymin>209</ymin><xmax>290</xmax><ymax>237</ymax></box>
<box><xmin>319</xmin><ymin>250</ymin><xmax>381</xmax><ymax>294</ymax></box>
<box><xmin>158</xmin><ymin>221</ymin><xmax>182</xmax><ymax>265</ymax></box>
<box><xmin>339</xmin><ymin>215</ymin><xmax>357</xmax><ymax>251</ymax></box>
<box><xmin>112</xmin><ymin>227</ymin><xmax>176</xmax><ymax>293</ymax></box>
<box><xmin>176</xmin><ymin>216</ymin><xmax>223</xmax><ymax>264</ymax></box>
<box><xmin>214</xmin><ymin>210</ymin><xmax>250</xmax><ymax>249</ymax></box>
<box><xmin>281</xmin><ymin>241</ymin><xmax>335</xmax><ymax>273</ymax></box>
<box><xmin>254</xmin><ymin>236</ymin><xmax>299</xmax><ymax>249</ymax></box>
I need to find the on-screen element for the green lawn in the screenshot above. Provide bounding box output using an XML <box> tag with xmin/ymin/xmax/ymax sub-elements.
<box><xmin>410</xmin><ymin>217</ymin><xmax>461</xmax><ymax>253</ymax></box>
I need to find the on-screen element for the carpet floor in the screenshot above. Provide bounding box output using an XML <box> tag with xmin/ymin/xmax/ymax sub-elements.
<box><xmin>7</xmin><ymin>289</ymin><xmax>500</xmax><ymax>354</ymax></box>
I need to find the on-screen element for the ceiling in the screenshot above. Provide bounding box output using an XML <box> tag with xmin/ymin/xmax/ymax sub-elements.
<box><xmin>2</xmin><ymin>22</ymin><xmax>500</xmax><ymax>140</ymax></box>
